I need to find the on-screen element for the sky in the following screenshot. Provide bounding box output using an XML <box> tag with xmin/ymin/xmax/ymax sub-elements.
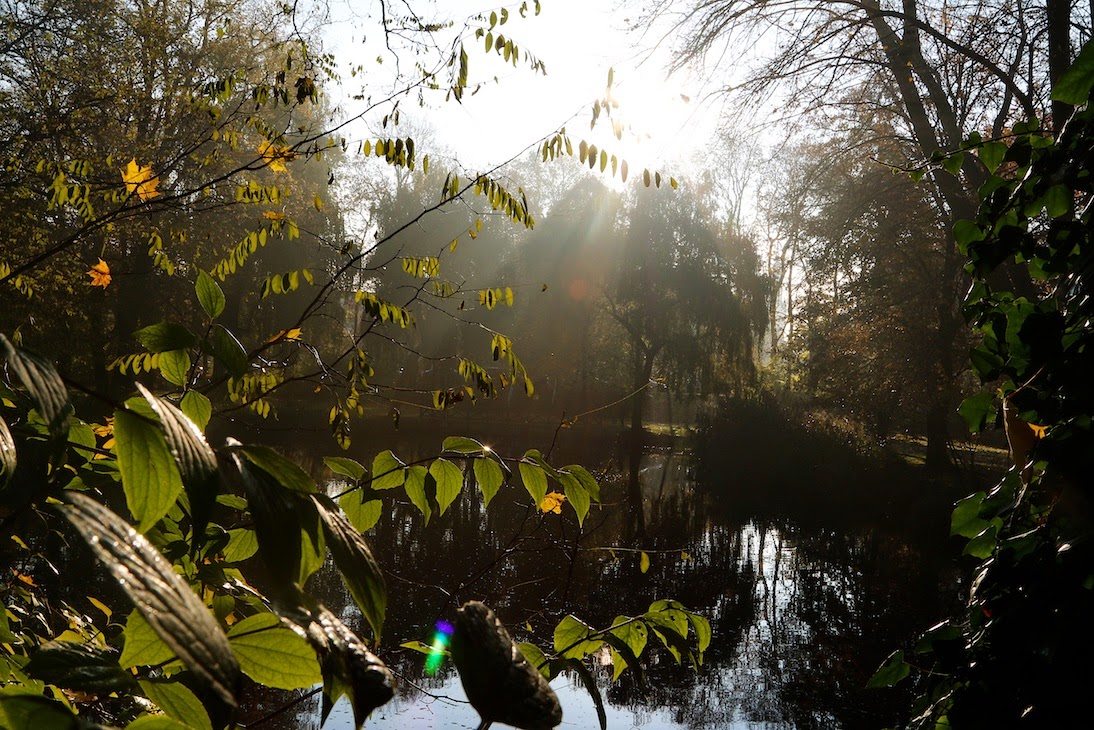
<box><xmin>320</xmin><ymin>0</ymin><xmax>726</xmax><ymax>174</ymax></box>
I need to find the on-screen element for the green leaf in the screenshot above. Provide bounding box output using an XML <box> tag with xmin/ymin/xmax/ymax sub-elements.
<box><xmin>867</xmin><ymin>650</ymin><xmax>911</xmax><ymax>688</ymax></box>
<box><xmin>688</xmin><ymin>612</ymin><xmax>712</xmax><ymax>653</ymax></box>
<box><xmin>1043</xmin><ymin>184</ymin><xmax>1072</xmax><ymax>218</ymax></box>
<box><xmin>196</xmin><ymin>270</ymin><xmax>225</xmax><ymax>319</ymax></box>
<box><xmin>563</xmin><ymin>464</ymin><xmax>600</xmax><ymax>502</ymax></box>
<box><xmin>228</xmin><ymin>613</ymin><xmax>322</xmax><ymax>690</ymax></box>
<box><xmin>639</xmin><ymin>551</ymin><xmax>650</xmax><ymax>573</ymax></box>
<box><xmin>959</xmin><ymin>392</ymin><xmax>996</xmax><ymax>433</ymax></box>
<box><xmin>0</xmin><ymin>414</ymin><xmax>16</xmax><ymax>490</ymax></box>
<box><xmin>136</xmin><ymin>385</ymin><xmax>219</xmax><ymax>553</ymax></box>
<box><xmin>517</xmin><ymin>642</ymin><xmax>550</xmax><ymax>678</ymax></box>
<box><xmin>404</xmin><ymin>465</ymin><xmax>431</xmax><ymax>524</ymax></box>
<box><xmin>978</xmin><ymin>141</ymin><xmax>1006</xmax><ymax>171</ymax></box>
<box><xmin>340</xmin><ymin>491</ymin><xmax>383</xmax><ymax>533</ymax></box>
<box><xmin>371</xmin><ymin>450</ymin><xmax>406</xmax><ymax>490</ymax></box>
<box><xmin>138</xmin><ymin>679</ymin><xmax>213</xmax><ymax>730</ymax></box>
<box><xmin>0</xmin><ymin>694</ymin><xmax>80</xmax><ymax>730</ymax></box>
<box><xmin>1052</xmin><ymin>39</ymin><xmax>1094</xmax><ymax>105</ymax></box>
<box><xmin>241</xmin><ymin>445</ymin><xmax>316</xmax><ymax>493</ymax></box>
<box><xmin>399</xmin><ymin>641</ymin><xmax>436</xmax><ymax>656</ymax></box>
<box><xmin>473</xmin><ymin>457</ymin><xmax>504</xmax><ymax>508</ymax></box>
<box><xmin>24</xmin><ymin>641</ymin><xmax>135</xmax><ymax>693</ymax></box>
<box><xmin>941</xmin><ymin>151</ymin><xmax>964</xmax><ymax>175</ymax></box>
<box><xmin>553</xmin><ymin>615</ymin><xmax>602</xmax><ymax>659</ymax></box>
<box><xmin>121</xmin><ymin>610</ymin><xmax>177</xmax><ymax>669</ymax></box>
<box><xmin>609</xmin><ymin>617</ymin><xmax>648</xmax><ymax>658</ymax></box>
<box><xmin>114</xmin><ymin>402</ymin><xmax>184</xmax><ymax>532</ymax></box>
<box><xmin>951</xmin><ymin>491</ymin><xmax>988</xmax><ymax>538</ymax></box>
<box><xmin>180</xmin><ymin>391</ymin><xmax>212</xmax><ymax>432</ymax></box>
<box><xmin>0</xmin><ymin>335</ymin><xmax>71</xmax><ymax>446</ymax></box>
<box><xmin>442</xmin><ymin>436</ymin><xmax>483</xmax><ymax>454</ymax></box>
<box><xmin>519</xmin><ymin>460</ymin><xmax>548</xmax><ymax>506</ymax></box>
<box><xmin>134</xmin><ymin>322</ymin><xmax>198</xmax><ymax>354</ymax></box>
<box><xmin>646</xmin><ymin>599</ymin><xmax>690</xmax><ymax>638</ymax></box>
<box><xmin>430</xmin><ymin>458</ymin><xmax>463</xmax><ymax>516</ymax></box>
<box><xmin>158</xmin><ymin>350</ymin><xmax>190</xmax><ymax>387</ymax></box>
<box><xmin>60</xmin><ymin>491</ymin><xmax>240</xmax><ymax>708</ymax></box>
<box><xmin>210</xmin><ymin>325</ymin><xmax>249</xmax><ymax>378</ymax></box>
<box><xmin>223</xmin><ymin>528</ymin><xmax>259</xmax><ymax>562</ymax></box>
<box><xmin>964</xmin><ymin>524</ymin><xmax>999</xmax><ymax>559</ymax></box>
<box><xmin>325</xmin><ymin>456</ymin><xmax>366</xmax><ymax>482</ymax></box>
<box><xmin>127</xmin><ymin>717</ymin><xmax>195</xmax><ymax>730</ymax></box>
<box><xmin>559</xmin><ymin>471</ymin><xmax>590</xmax><ymax>526</ymax></box>
<box><xmin>314</xmin><ymin>495</ymin><xmax>388</xmax><ymax>640</ymax></box>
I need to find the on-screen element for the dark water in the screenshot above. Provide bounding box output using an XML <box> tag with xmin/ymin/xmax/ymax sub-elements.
<box><xmin>240</xmin><ymin>424</ymin><xmax>962</xmax><ymax>730</ymax></box>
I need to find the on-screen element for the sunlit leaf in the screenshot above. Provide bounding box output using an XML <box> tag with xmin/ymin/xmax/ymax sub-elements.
<box><xmin>60</xmin><ymin>491</ymin><xmax>240</xmax><ymax>707</ymax></box>
<box><xmin>473</xmin><ymin>457</ymin><xmax>504</xmax><ymax>508</ymax></box>
<box><xmin>314</xmin><ymin>495</ymin><xmax>387</xmax><ymax>640</ymax></box>
<box><xmin>138</xmin><ymin>680</ymin><xmax>213</xmax><ymax>730</ymax></box>
<box><xmin>371</xmin><ymin>450</ymin><xmax>406</xmax><ymax>490</ymax></box>
<box><xmin>227</xmin><ymin>613</ymin><xmax>321</xmax><ymax>690</ymax></box>
<box><xmin>518</xmin><ymin>461</ymin><xmax>548</xmax><ymax>506</ymax></box>
<box><xmin>553</xmin><ymin>615</ymin><xmax>601</xmax><ymax>659</ymax></box>
<box><xmin>404</xmin><ymin>465</ymin><xmax>431</xmax><ymax>524</ymax></box>
<box><xmin>195</xmin><ymin>270</ymin><xmax>225</xmax><ymax>319</ymax></box>
<box><xmin>241</xmin><ymin>445</ymin><xmax>317</xmax><ymax>493</ymax></box>
<box><xmin>114</xmin><ymin>401</ymin><xmax>184</xmax><ymax>532</ymax></box>
<box><xmin>430</xmin><ymin>458</ymin><xmax>463</xmax><ymax>516</ymax></box>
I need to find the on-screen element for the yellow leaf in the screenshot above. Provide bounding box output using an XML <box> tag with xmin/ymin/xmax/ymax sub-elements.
<box><xmin>640</xmin><ymin>551</ymin><xmax>651</xmax><ymax>574</ymax></box>
<box><xmin>87</xmin><ymin>258</ymin><xmax>112</xmax><ymax>288</ymax></box>
<box><xmin>263</xmin><ymin>211</ymin><xmax>286</xmax><ymax>220</ymax></box>
<box><xmin>258</xmin><ymin>140</ymin><xmax>294</xmax><ymax>172</ymax></box>
<box><xmin>539</xmin><ymin>492</ymin><xmax>566</xmax><ymax>514</ymax></box>
<box><xmin>121</xmin><ymin>159</ymin><xmax>160</xmax><ymax>202</ymax></box>
<box><xmin>266</xmin><ymin>327</ymin><xmax>303</xmax><ymax>344</ymax></box>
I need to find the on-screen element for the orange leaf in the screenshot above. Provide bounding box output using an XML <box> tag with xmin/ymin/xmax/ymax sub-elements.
<box><xmin>87</xmin><ymin>258</ymin><xmax>112</xmax><ymax>288</ymax></box>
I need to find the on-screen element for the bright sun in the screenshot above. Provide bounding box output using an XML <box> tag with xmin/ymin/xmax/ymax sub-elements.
<box><xmin>587</xmin><ymin>63</ymin><xmax>703</xmax><ymax>180</ymax></box>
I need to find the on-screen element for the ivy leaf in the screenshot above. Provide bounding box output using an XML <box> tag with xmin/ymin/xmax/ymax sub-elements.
<box><xmin>195</xmin><ymin>270</ymin><xmax>225</xmax><ymax>319</ymax></box>
<box><xmin>430</xmin><ymin>458</ymin><xmax>463</xmax><ymax>516</ymax></box>
<box><xmin>228</xmin><ymin>613</ymin><xmax>322</xmax><ymax>690</ymax></box>
<box><xmin>473</xmin><ymin>456</ymin><xmax>504</xmax><ymax>508</ymax></box>
<box><xmin>1052</xmin><ymin>40</ymin><xmax>1094</xmax><ymax>105</ymax></box>
<box><xmin>59</xmin><ymin>491</ymin><xmax>240</xmax><ymax>707</ymax></box>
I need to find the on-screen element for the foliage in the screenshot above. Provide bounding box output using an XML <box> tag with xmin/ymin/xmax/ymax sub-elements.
<box><xmin>0</xmin><ymin>1</ymin><xmax>719</xmax><ymax>727</ymax></box>
<box><xmin>877</xmin><ymin>47</ymin><xmax>1094</xmax><ymax>726</ymax></box>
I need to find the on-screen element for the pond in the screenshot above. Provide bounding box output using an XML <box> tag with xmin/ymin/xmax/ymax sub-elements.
<box><xmin>237</xmin><ymin>422</ymin><xmax>964</xmax><ymax>730</ymax></box>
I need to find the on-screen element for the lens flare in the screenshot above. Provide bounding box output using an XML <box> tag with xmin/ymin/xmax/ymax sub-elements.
<box><xmin>425</xmin><ymin>620</ymin><xmax>454</xmax><ymax>675</ymax></box>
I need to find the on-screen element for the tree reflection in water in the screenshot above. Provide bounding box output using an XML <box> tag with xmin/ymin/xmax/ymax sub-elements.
<box><xmin>241</xmin><ymin>427</ymin><xmax>958</xmax><ymax>729</ymax></box>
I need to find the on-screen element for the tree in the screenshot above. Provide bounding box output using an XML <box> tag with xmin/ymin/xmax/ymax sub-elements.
<box><xmin>646</xmin><ymin>0</ymin><xmax>1091</xmax><ymax>466</ymax></box>
<box><xmin>1</xmin><ymin>1</ymin><xmax>717</xmax><ymax>727</ymax></box>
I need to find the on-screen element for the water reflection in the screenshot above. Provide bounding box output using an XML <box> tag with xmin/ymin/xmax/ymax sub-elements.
<box><xmin>240</xmin><ymin>427</ymin><xmax>958</xmax><ymax>729</ymax></box>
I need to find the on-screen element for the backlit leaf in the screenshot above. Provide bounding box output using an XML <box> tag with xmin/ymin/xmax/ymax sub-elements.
<box><xmin>195</xmin><ymin>270</ymin><xmax>225</xmax><ymax>319</ymax></box>
<box><xmin>138</xmin><ymin>680</ymin><xmax>212</xmax><ymax>730</ymax></box>
<box><xmin>114</xmin><ymin>402</ymin><xmax>184</xmax><ymax>532</ymax></box>
<box><xmin>430</xmin><ymin>458</ymin><xmax>462</xmax><ymax>516</ymax></box>
<box><xmin>371</xmin><ymin>450</ymin><xmax>406</xmax><ymax>490</ymax></box>
<box><xmin>473</xmin><ymin>457</ymin><xmax>504</xmax><ymax>508</ymax></box>
<box><xmin>519</xmin><ymin>461</ymin><xmax>548</xmax><ymax>506</ymax></box>
<box><xmin>228</xmin><ymin>613</ymin><xmax>321</xmax><ymax>690</ymax></box>
<box><xmin>60</xmin><ymin>492</ymin><xmax>240</xmax><ymax>707</ymax></box>
<box><xmin>403</xmin><ymin>465</ymin><xmax>431</xmax><ymax>524</ymax></box>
